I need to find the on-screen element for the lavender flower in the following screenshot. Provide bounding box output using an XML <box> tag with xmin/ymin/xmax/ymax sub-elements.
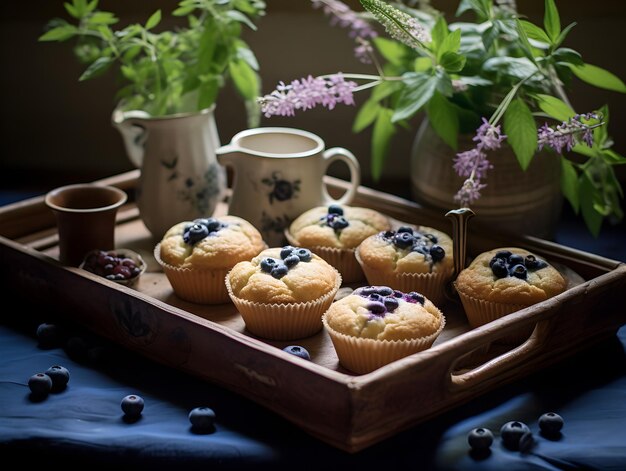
<box><xmin>360</xmin><ymin>0</ymin><xmax>430</xmax><ymax>49</ymax></box>
<box><xmin>454</xmin><ymin>178</ymin><xmax>487</xmax><ymax>206</ymax></box>
<box><xmin>473</xmin><ymin>118</ymin><xmax>507</xmax><ymax>151</ymax></box>
<box><xmin>537</xmin><ymin>113</ymin><xmax>598</xmax><ymax>154</ymax></box>
<box><xmin>258</xmin><ymin>74</ymin><xmax>357</xmax><ymax>118</ymax></box>
<box><xmin>312</xmin><ymin>0</ymin><xmax>377</xmax><ymax>40</ymax></box>
<box><xmin>453</xmin><ymin>148</ymin><xmax>491</xmax><ymax>179</ymax></box>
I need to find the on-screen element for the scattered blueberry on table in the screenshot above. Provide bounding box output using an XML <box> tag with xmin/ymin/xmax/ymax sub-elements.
<box><xmin>189</xmin><ymin>407</ymin><xmax>216</xmax><ymax>433</ymax></box>
<box><xmin>282</xmin><ymin>345</ymin><xmax>311</xmax><ymax>360</ymax></box>
<box><xmin>121</xmin><ymin>394</ymin><xmax>145</xmax><ymax>419</ymax></box>
<box><xmin>500</xmin><ymin>421</ymin><xmax>531</xmax><ymax>450</ymax></box>
<box><xmin>28</xmin><ymin>373</ymin><xmax>53</xmax><ymax>398</ymax></box>
<box><xmin>44</xmin><ymin>365</ymin><xmax>70</xmax><ymax>392</ymax></box>
<box><xmin>538</xmin><ymin>412</ymin><xmax>564</xmax><ymax>437</ymax></box>
<box><xmin>467</xmin><ymin>427</ymin><xmax>494</xmax><ymax>450</ymax></box>
<box><xmin>36</xmin><ymin>323</ymin><xmax>64</xmax><ymax>349</ymax></box>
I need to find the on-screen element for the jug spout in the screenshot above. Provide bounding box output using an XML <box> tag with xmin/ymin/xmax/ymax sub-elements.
<box><xmin>215</xmin><ymin>144</ymin><xmax>241</xmax><ymax>166</ymax></box>
<box><xmin>111</xmin><ymin>108</ymin><xmax>151</xmax><ymax>168</ymax></box>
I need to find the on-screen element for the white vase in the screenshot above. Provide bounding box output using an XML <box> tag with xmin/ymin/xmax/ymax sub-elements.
<box><xmin>112</xmin><ymin>106</ymin><xmax>227</xmax><ymax>238</ymax></box>
<box><xmin>410</xmin><ymin>119</ymin><xmax>562</xmax><ymax>239</ymax></box>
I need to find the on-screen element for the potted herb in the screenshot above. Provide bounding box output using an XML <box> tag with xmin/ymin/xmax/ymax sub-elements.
<box><xmin>259</xmin><ymin>0</ymin><xmax>625</xmax><ymax>237</ymax></box>
<box><xmin>39</xmin><ymin>0</ymin><xmax>266</xmax><ymax>237</ymax></box>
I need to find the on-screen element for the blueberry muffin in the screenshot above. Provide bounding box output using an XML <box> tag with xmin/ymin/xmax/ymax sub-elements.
<box><xmin>226</xmin><ymin>245</ymin><xmax>342</xmax><ymax>340</ymax></box>
<box><xmin>154</xmin><ymin>216</ymin><xmax>266</xmax><ymax>304</ymax></box>
<box><xmin>355</xmin><ymin>225</ymin><xmax>454</xmax><ymax>305</ymax></box>
<box><xmin>322</xmin><ymin>285</ymin><xmax>445</xmax><ymax>374</ymax></box>
<box><xmin>455</xmin><ymin>247</ymin><xmax>567</xmax><ymax>342</ymax></box>
<box><xmin>285</xmin><ymin>204</ymin><xmax>391</xmax><ymax>283</ymax></box>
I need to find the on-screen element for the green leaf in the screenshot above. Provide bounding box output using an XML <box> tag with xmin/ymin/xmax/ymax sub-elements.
<box><xmin>145</xmin><ymin>10</ymin><xmax>161</xmax><ymax>30</ymax></box>
<box><xmin>198</xmin><ymin>77</ymin><xmax>220</xmax><ymax>110</ymax></box>
<box><xmin>353</xmin><ymin>99</ymin><xmax>381</xmax><ymax>133</ymax></box>
<box><xmin>544</xmin><ymin>0</ymin><xmax>561</xmax><ymax>42</ymax></box>
<box><xmin>88</xmin><ymin>11</ymin><xmax>117</xmax><ymax>25</ymax></box>
<box><xmin>534</xmin><ymin>94</ymin><xmax>575</xmax><ymax>121</ymax></box>
<box><xmin>435</xmin><ymin>68</ymin><xmax>453</xmax><ymax>96</ymax></box>
<box><xmin>483</xmin><ymin>57</ymin><xmax>537</xmax><ymax>80</ymax></box>
<box><xmin>225</xmin><ymin>10</ymin><xmax>257</xmax><ymax>30</ymax></box>
<box><xmin>38</xmin><ymin>24</ymin><xmax>78</xmax><ymax>42</ymax></box>
<box><xmin>519</xmin><ymin>20</ymin><xmax>551</xmax><ymax>44</ymax></box>
<box><xmin>97</xmin><ymin>25</ymin><xmax>113</xmax><ymax>41</ymax></box>
<box><xmin>439</xmin><ymin>28</ymin><xmax>461</xmax><ymax>58</ymax></box>
<box><xmin>570</xmin><ymin>63</ymin><xmax>626</xmax><ymax>93</ymax></box>
<box><xmin>579</xmin><ymin>172</ymin><xmax>603</xmax><ymax>236</ymax></box>
<box><xmin>553</xmin><ymin>22</ymin><xmax>576</xmax><ymax>48</ymax></box>
<box><xmin>392</xmin><ymin>73</ymin><xmax>437</xmax><ymax>122</ymax></box>
<box><xmin>560</xmin><ymin>157</ymin><xmax>579</xmax><ymax>212</ymax></box>
<box><xmin>414</xmin><ymin>57</ymin><xmax>432</xmax><ymax>72</ymax></box>
<box><xmin>371</xmin><ymin>80</ymin><xmax>401</xmax><ymax>101</ymax></box>
<box><xmin>602</xmin><ymin>149</ymin><xmax>626</xmax><ymax>164</ymax></box>
<box><xmin>440</xmin><ymin>51</ymin><xmax>466</xmax><ymax>73</ymax></box>
<box><xmin>431</xmin><ymin>16</ymin><xmax>449</xmax><ymax>53</ymax></box>
<box><xmin>85</xmin><ymin>0</ymin><xmax>97</xmax><ymax>14</ymax></box>
<box><xmin>515</xmin><ymin>19</ymin><xmax>538</xmax><ymax>65</ymax></box>
<box><xmin>64</xmin><ymin>2</ymin><xmax>80</xmax><ymax>19</ymax></box>
<box><xmin>173</xmin><ymin>5</ymin><xmax>196</xmax><ymax>16</ymax></box>
<box><xmin>371</xmin><ymin>108</ymin><xmax>397</xmax><ymax>181</ymax></box>
<box><xmin>503</xmin><ymin>98</ymin><xmax>537</xmax><ymax>170</ymax></box>
<box><xmin>551</xmin><ymin>47</ymin><xmax>583</xmax><ymax>66</ymax></box>
<box><xmin>235</xmin><ymin>43</ymin><xmax>259</xmax><ymax>71</ymax></box>
<box><xmin>373</xmin><ymin>37</ymin><xmax>408</xmax><ymax>66</ymax></box>
<box><xmin>79</xmin><ymin>56</ymin><xmax>113</xmax><ymax>81</ymax></box>
<box><xmin>481</xmin><ymin>23</ymin><xmax>499</xmax><ymax>53</ymax></box>
<box><xmin>426</xmin><ymin>92</ymin><xmax>458</xmax><ymax>149</ymax></box>
<box><xmin>228</xmin><ymin>59</ymin><xmax>258</xmax><ymax>100</ymax></box>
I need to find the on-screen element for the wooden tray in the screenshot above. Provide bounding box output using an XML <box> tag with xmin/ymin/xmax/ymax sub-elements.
<box><xmin>2</xmin><ymin>170</ymin><xmax>625</xmax><ymax>453</ymax></box>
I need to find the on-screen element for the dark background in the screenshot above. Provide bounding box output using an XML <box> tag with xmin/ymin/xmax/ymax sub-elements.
<box><xmin>1</xmin><ymin>0</ymin><xmax>625</xmax><ymax>199</ymax></box>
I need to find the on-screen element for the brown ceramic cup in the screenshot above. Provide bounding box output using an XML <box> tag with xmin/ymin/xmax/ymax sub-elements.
<box><xmin>45</xmin><ymin>183</ymin><xmax>128</xmax><ymax>266</ymax></box>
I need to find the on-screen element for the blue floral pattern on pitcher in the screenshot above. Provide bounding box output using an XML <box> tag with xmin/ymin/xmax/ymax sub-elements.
<box><xmin>262</xmin><ymin>172</ymin><xmax>300</xmax><ymax>204</ymax></box>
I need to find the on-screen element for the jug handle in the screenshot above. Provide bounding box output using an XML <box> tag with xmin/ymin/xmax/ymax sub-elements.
<box><xmin>322</xmin><ymin>147</ymin><xmax>361</xmax><ymax>205</ymax></box>
<box><xmin>111</xmin><ymin>109</ymin><xmax>151</xmax><ymax>168</ymax></box>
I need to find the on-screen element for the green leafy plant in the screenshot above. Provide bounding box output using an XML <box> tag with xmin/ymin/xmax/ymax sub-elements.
<box><xmin>260</xmin><ymin>0</ymin><xmax>626</xmax><ymax>235</ymax></box>
<box><xmin>40</xmin><ymin>0</ymin><xmax>266</xmax><ymax>121</ymax></box>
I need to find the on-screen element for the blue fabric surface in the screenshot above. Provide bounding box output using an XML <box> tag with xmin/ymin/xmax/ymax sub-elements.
<box><xmin>1</xmin><ymin>311</ymin><xmax>625</xmax><ymax>469</ymax></box>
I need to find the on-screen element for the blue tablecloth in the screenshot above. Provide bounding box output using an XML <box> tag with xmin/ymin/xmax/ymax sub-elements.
<box><xmin>1</xmin><ymin>309</ymin><xmax>625</xmax><ymax>469</ymax></box>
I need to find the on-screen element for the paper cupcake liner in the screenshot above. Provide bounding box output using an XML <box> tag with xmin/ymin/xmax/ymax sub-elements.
<box><xmin>323</xmin><ymin>311</ymin><xmax>446</xmax><ymax>375</ymax></box>
<box><xmin>355</xmin><ymin>248</ymin><xmax>451</xmax><ymax>306</ymax></box>
<box><xmin>225</xmin><ymin>269</ymin><xmax>343</xmax><ymax>340</ymax></box>
<box><xmin>284</xmin><ymin>229</ymin><xmax>365</xmax><ymax>284</ymax></box>
<box><xmin>154</xmin><ymin>243</ymin><xmax>231</xmax><ymax>304</ymax></box>
<box><xmin>456</xmin><ymin>288</ymin><xmax>532</xmax><ymax>344</ymax></box>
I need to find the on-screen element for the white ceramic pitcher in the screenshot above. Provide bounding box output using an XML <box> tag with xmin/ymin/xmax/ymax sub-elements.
<box><xmin>112</xmin><ymin>106</ymin><xmax>227</xmax><ymax>239</ymax></box>
<box><xmin>216</xmin><ymin>127</ymin><xmax>360</xmax><ymax>246</ymax></box>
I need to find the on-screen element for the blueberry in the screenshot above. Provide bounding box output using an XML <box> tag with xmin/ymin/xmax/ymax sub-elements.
<box><xmin>393</xmin><ymin>231</ymin><xmax>414</xmax><ymax>249</ymax></box>
<box><xmin>491</xmin><ymin>259</ymin><xmax>509</xmax><ymax>278</ymax></box>
<box><xmin>330</xmin><ymin>216</ymin><xmax>349</xmax><ymax>230</ymax></box>
<box><xmin>397</xmin><ymin>226</ymin><xmax>413</xmax><ymax>234</ymax></box>
<box><xmin>424</xmin><ymin>233</ymin><xmax>438</xmax><ymax>243</ymax></box>
<box><xmin>282</xmin><ymin>345</ymin><xmax>311</xmax><ymax>360</ymax></box>
<box><xmin>430</xmin><ymin>245</ymin><xmax>445</xmax><ymax>262</ymax></box>
<box><xmin>183</xmin><ymin>223</ymin><xmax>209</xmax><ymax>245</ymax></box>
<box><xmin>357</xmin><ymin>286</ymin><xmax>376</xmax><ymax>296</ymax></box>
<box><xmin>367</xmin><ymin>301</ymin><xmax>386</xmax><ymax>315</ymax></box>
<box><xmin>271</xmin><ymin>264</ymin><xmax>289</xmax><ymax>279</ymax></box>
<box><xmin>510</xmin><ymin>264</ymin><xmax>527</xmax><ymax>279</ymax></box>
<box><xmin>28</xmin><ymin>373</ymin><xmax>53</xmax><ymax>397</ymax></box>
<box><xmin>376</xmin><ymin>286</ymin><xmax>394</xmax><ymax>296</ymax></box>
<box><xmin>36</xmin><ymin>323</ymin><xmax>63</xmax><ymax>349</ymax></box>
<box><xmin>204</xmin><ymin>218</ymin><xmax>221</xmax><ymax>232</ymax></box>
<box><xmin>283</xmin><ymin>254</ymin><xmax>300</xmax><ymax>267</ymax></box>
<box><xmin>525</xmin><ymin>255</ymin><xmax>547</xmax><ymax>270</ymax></box>
<box><xmin>518</xmin><ymin>431</ymin><xmax>534</xmax><ymax>453</ymax></box>
<box><xmin>189</xmin><ymin>407</ymin><xmax>216</xmax><ymax>433</ymax></box>
<box><xmin>494</xmin><ymin>250</ymin><xmax>512</xmax><ymax>260</ymax></box>
<box><xmin>467</xmin><ymin>427</ymin><xmax>494</xmax><ymax>450</ymax></box>
<box><xmin>383</xmin><ymin>296</ymin><xmax>399</xmax><ymax>312</ymax></box>
<box><xmin>121</xmin><ymin>394</ymin><xmax>144</xmax><ymax>418</ymax></box>
<box><xmin>280</xmin><ymin>246</ymin><xmax>295</xmax><ymax>259</ymax></box>
<box><xmin>368</xmin><ymin>293</ymin><xmax>384</xmax><ymax>303</ymax></box>
<box><xmin>508</xmin><ymin>254</ymin><xmax>525</xmax><ymax>266</ymax></box>
<box><xmin>393</xmin><ymin>290</ymin><xmax>403</xmax><ymax>298</ymax></box>
<box><xmin>327</xmin><ymin>204</ymin><xmax>344</xmax><ymax>215</ymax></box>
<box><xmin>538</xmin><ymin>412</ymin><xmax>564</xmax><ymax>436</ymax></box>
<box><xmin>295</xmin><ymin>248</ymin><xmax>312</xmax><ymax>262</ymax></box>
<box><xmin>500</xmin><ymin>421</ymin><xmax>531</xmax><ymax>450</ymax></box>
<box><xmin>44</xmin><ymin>365</ymin><xmax>70</xmax><ymax>392</ymax></box>
<box><xmin>260</xmin><ymin>257</ymin><xmax>278</xmax><ymax>273</ymax></box>
<box><xmin>406</xmin><ymin>292</ymin><xmax>425</xmax><ymax>305</ymax></box>
<box><xmin>489</xmin><ymin>257</ymin><xmax>499</xmax><ymax>268</ymax></box>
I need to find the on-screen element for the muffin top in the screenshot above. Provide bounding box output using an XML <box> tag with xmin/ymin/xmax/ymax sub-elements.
<box><xmin>227</xmin><ymin>246</ymin><xmax>340</xmax><ymax>304</ymax></box>
<box><xmin>287</xmin><ymin>204</ymin><xmax>391</xmax><ymax>249</ymax></box>
<box><xmin>323</xmin><ymin>285</ymin><xmax>443</xmax><ymax>341</ymax></box>
<box><xmin>159</xmin><ymin>216</ymin><xmax>265</xmax><ymax>270</ymax></box>
<box><xmin>455</xmin><ymin>247</ymin><xmax>567</xmax><ymax>305</ymax></box>
<box><xmin>357</xmin><ymin>225</ymin><xmax>454</xmax><ymax>275</ymax></box>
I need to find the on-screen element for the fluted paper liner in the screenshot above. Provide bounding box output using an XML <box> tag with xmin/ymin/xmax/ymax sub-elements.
<box><xmin>455</xmin><ymin>287</ymin><xmax>532</xmax><ymax>344</ymax></box>
<box><xmin>154</xmin><ymin>243</ymin><xmax>231</xmax><ymax>304</ymax></box>
<box><xmin>323</xmin><ymin>311</ymin><xmax>446</xmax><ymax>375</ymax></box>
<box><xmin>284</xmin><ymin>229</ymin><xmax>365</xmax><ymax>284</ymax></box>
<box><xmin>225</xmin><ymin>268</ymin><xmax>342</xmax><ymax>340</ymax></box>
<box><xmin>355</xmin><ymin>248</ymin><xmax>451</xmax><ymax>305</ymax></box>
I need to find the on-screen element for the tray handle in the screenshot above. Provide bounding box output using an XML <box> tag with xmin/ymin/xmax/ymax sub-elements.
<box><xmin>447</xmin><ymin>318</ymin><xmax>552</xmax><ymax>393</ymax></box>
